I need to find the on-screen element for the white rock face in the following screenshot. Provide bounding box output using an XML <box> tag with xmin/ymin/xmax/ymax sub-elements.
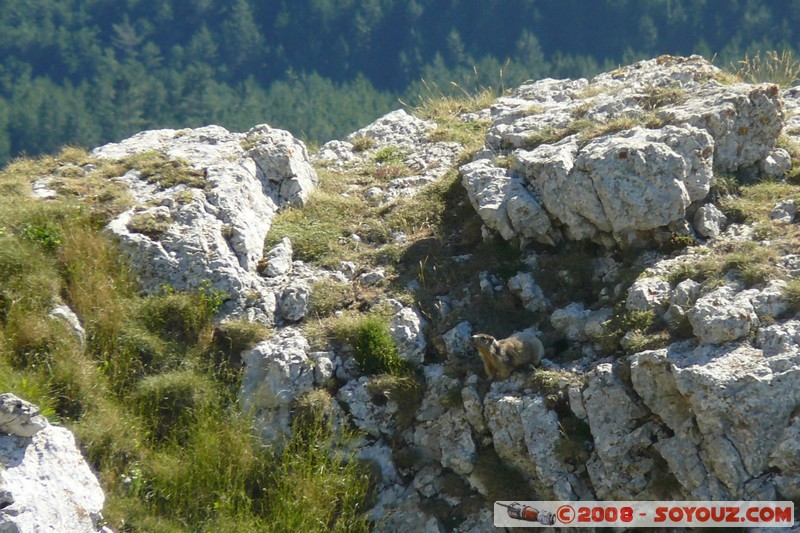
<box><xmin>507</xmin><ymin>272</ymin><xmax>547</xmax><ymax>313</ymax></box>
<box><xmin>0</xmin><ymin>395</ymin><xmax>48</xmax><ymax>439</ymax></box>
<box><xmin>278</xmin><ymin>282</ymin><xmax>311</xmax><ymax>322</ymax></box>
<box><xmin>441</xmin><ymin>321</ymin><xmax>473</xmax><ymax>359</ymax></box>
<box><xmin>48</xmin><ymin>305</ymin><xmax>87</xmax><ymax>350</ymax></box>
<box><xmin>262</xmin><ymin>237</ymin><xmax>293</xmax><ymax>277</ymax></box>
<box><xmin>461</xmin><ymin>158</ymin><xmax>552</xmax><ymax>245</ymax></box>
<box><xmin>90</xmin><ymin>124</ymin><xmax>317</xmax><ymax>325</ymax></box>
<box><xmin>626</xmin><ymin>276</ymin><xmax>672</xmax><ymax>314</ymax></box>
<box><xmin>688</xmin><ymin>285</ymin><xmax>758</xmax><ymax>344</ymax></box>
<box><xmin>760</xmin><ymin>148</ymin><xmax>792</xmax><ymax>178</ymax></box>
<box><xmin>464</xmin><ymin>56</ymin><xmax>783</xmax><ymax>248</ymax></box>
<box><xmin>412</xmin><ymin>366</ymin><xmax>476</xmax><ymax>476</ymax></box>
<box><xmin>693</xmin><ymin>204</ymin><xmax>728</xmax><ymax>238</ymax></box>
<box><xmin>336</xmin><ymin>377</ymin><xmax>401</xmax><ymax>439</ymax></box>
<box><xmin>238</xmin><ymin>329</ymin><xmax>315</xmax><ymax>444</ymax></box>
<box><xmin>0</xmin><ymin>398</ymin><xmax>104</xmax><ymax>533</ymax></box>
<box><xmin>483</xmin><ymin>391</ymin><xmax>576</xmax><ymax>499</ymax></box>
<box><xmin>630</xmin><ymin>328</ymin><xmax>800</xmax><ymax>498</ymax></box>
<box><xmin>583</xmin><ymin>364</ymin><xmax>661</xmax><ymax>499</ymax></box>
<box><xmin>390</xmin><ymin>306</ymin><xmax>427</xmax><ymax>365</ymax></box>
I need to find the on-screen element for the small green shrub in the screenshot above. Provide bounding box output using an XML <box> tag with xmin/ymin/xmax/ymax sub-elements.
<box><xmin>782</xmin><ymin>279</ymin><xmax>800</xmax><ymax>313</ymax></box>
<box><xmin>21</xmin><ymin>221</ymin><xmax>64</xmax><ymax>251</ymax></box>
<box><xmin>372</xmin><ymin>146</ymin><xmax>407</xmax><ymax>164</ymax></box>
<box><xmin>350</xmin><ymin>136</ymin><xmax>376</xmax><ymax>152</ymax></box>
<box><xmin>332</xmin><ymin>314</ymin><xmax>410</xmax><ymax>375</ymax></box>
<box><xmin>133</xmin><ymin>369</ymin><xmax>216</xmax><ymax>443</ymax></box>
<box><xmin>139</xmin><ymin>283</ymin><xmax>225</xmax><ymax>344</ymax></box>
<box><xmin>353</xmin><ymin>316</ymin><xmax>409</xmax><ymax>375</ymax></box>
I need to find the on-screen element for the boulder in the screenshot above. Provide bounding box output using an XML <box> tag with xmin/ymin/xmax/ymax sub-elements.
<box><xmin>507</xmin><ymin>272</ymin><xmax>547</xmax><ymax>313</ymax></box>
<box><xmin>91</xmin><ymin>124</ymin><xmax>318</xmax><ymax>324</ymax></box>
<box><xmin>0</xmin><ymin>401</ymin><xmax>105</xmax><ymax>532</ymax></box>
<box><xmin>0</xmin><ymin>395</ymin><xmax>48</xmax><ymax>438</ymax></box>
<box><xmin>693</xmin><ymin>204</ymin><xmax>728</xmax><ymax>238</ymax></box>
<box><xmin>631</xmin><ymin>330</ymin><xmax>800</xmax><ymax>498</ymax></box>
<box><xmin>262</xmin><ymin>237</ymin><xmax>293</xmax><ymax>277</ymax></box>
<box><xmin>390</xmin><ymin>306</ymin><xmax>427</xmax><ymax>365</ymax></box>
<box><xmin>626</xmin><ymin>276</ymin><xmax>672</xmax><ymax>315</ymax></box>
<box><xmin>278</xmin><ymin>282</ymin><xmax>311</xmax><ymax>322</ymax></box>
<box><xmin>688</xmin><ymin>286</ymin><xmax>759</xmax><ymax>344</ymax></box>
<box><xmin>238</xmin><ymin>329</ymin><xmax>315</xmax><ymax>444</ymax></box>
<box><xmin>441</xmin><ymin>321</ymin><xmax>473</xmax><ymax>359</ymax></box>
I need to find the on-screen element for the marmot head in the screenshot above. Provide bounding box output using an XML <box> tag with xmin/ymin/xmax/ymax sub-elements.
<box><xmin>471</xmin><ymin>333</ymin><xmax>496</xmax><ymax>350</ymax></box>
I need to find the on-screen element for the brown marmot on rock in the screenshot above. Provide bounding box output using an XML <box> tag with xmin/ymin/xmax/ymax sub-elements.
<box><xmin>471</xmin><ymin>329</ymin><xmax>544</xmax><ymax>380</ymax></box>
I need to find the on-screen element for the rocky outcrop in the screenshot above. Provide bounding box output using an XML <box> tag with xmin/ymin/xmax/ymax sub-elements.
<box><xmin>464</xmin><ymin>55</ymin><xmax>783</xmax><ymax>248</ymax></box>
<box><xmin>90</xmin><ymin>124</ymin><xmax>317</xmax><ymax>325</ymax></box>
<box><xmin>0</xmin><ymin>395</ymin><xmax>105</xmax><ymax>533</ymax></box>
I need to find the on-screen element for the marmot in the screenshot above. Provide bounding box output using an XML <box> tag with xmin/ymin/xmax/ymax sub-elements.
<box><xmin>471</xmin><ymin>329</ymin><xmax>544</xmax><ymax>380</ymax></box>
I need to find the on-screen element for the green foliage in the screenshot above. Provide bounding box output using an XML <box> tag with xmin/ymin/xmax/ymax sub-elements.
<box><xmin>310</xmin><ymin>280</ymin><xmax>353</xmax><ymax>318</ymax></box>
<box><xmin>782</xmin><ymin>279</ymin><xmax>800</xmax><ymax>313</ymax></box>
<box><xmin>332</xmin><ymin>314</ymin><xmax>410</xmax><ymax>375</ymax></box>
<box><xmin>351</xmin><ymin>136</ymin><xmax>376</xmax><ymax>152</ymax></box>
<box><xmin>133</xmin><ymin>369</ymin><xmax>216</xmax><ymax>444</ymax></box>
<box><xmin>127</xmin><ymin>211</ymin><xmax>172</xmax><ymax>238</ymax></box>
<box><xmin>123</xmin><ymin>151</ymin><xmax>206</xmax><ymax>189</ymax></box>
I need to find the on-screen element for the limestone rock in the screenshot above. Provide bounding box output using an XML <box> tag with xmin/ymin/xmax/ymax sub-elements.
<box><xmin>550</xmin><ymin>302</ymin><xmax>590</xmax><ymax>342</ymax></box>
<box><xmin>507</xmin><ymin>272</ymin><xmax>547</xmax><ymax>313</ymax></box>
<box><xmin>626</xmin><ymin>276</ymin><xmax>672</xmax><ymax>315</ymax></box>
<box><xmin>262</xmin><ymin>237</ymin><xmax>293</xmax><ymax>277</ymax></box>
<box><xmin>688</xmin><ymin>286</ymin><xmax>759</xmax><ymax>344</ymax></box>
<box><xmin>0</xmin><ymin>422</ymin><xmax>105</xmax><ymax>532</ymax></box>
<box><xmin>48</xmin><ymin>305</ymin><xmax>86</xmax><ymax>350</ymax></box>
<box><xmin>441</xmin><ymin>321</ymin><xmax>473</xmax><ymax>359</ymax></box>
<box><xmin>483</xmin><ymin>391</ymin><xmax>576</xmax><ymax>499</ymax></box>
<box><xmin>770</xmin><ymin>199</ymin><xmax>797</xmax><ymax>224</ymax></box>
<box><xmin>465</xmin><ymin>56</ymin><xmax>784</xmax><ymax>248</ymax></box>
<box><xmin>336</xmin><ymin>377</ymin><xmax>400</xmax><ymax>439</ymax></box>
<box><xmin>461</xmin><ymin>158</ymin><xmax>553</xmax><ymax>245</ymax></box>
<box><xmin>582</xmin><ymin>363</ymin><xmax>660</xmax><ymax>499</ymax></box>
<box><xmin>390</xmin><ymin>306</ymin><xmax>427</xmax><ymax>365</ymax></box>
<box><xmin>760</xmin><ymin>148</ymin><xmax>792</xmax><ymax>179</ymax></box>
<box><xmin>346</xmin><ymin>109</ymin><xmax>435</xmax><ymax>148</ymax></box>
<box><xmin>238</xmin><ymin>329</ymin><xmax>315</xmax><ymax>444</ymax></box>
<box><xmin>308</xmin><ymin>351</ymin><xmax>336</xmax><ymax>386</ymax></box>
<box><xmin>659</xmin><ymin>83</ymin><xmax>783</xmax><ymax>173</ymax></box>
<box><xmin>278</xmin><ymin>282</ymin><xmax>311</xmax><ymax>322</ymax></box>
<box><xmin>693</xmin><ymin>204</ymin><xmax>728</xmax><ymax>238</ymax></box>
<box><xmin>630</xmin><ymin>332</ymin><xmax>800</xmax><ymax>498</ymax></box>
<box><xmin>413</xmin><ymin>366</ymin><xmax>476</xmax><ymax>476</ymax></box>
<box><xmin>92</xmin><ymin>124</ymin><xmax>317</xmax><ymax>324</ymax></box>
<box><xmin>0</xmin><ymin>395</ymin><xmax>48</xmax><ymax>438</ymax></box>
<box><xmin>244</xmin><ymin>124</ymin><xmax>318</xmax><ymax>207</ymax></box>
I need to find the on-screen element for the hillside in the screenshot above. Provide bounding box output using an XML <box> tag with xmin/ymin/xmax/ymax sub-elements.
<box><xmin>1</xmin><ymin>55</ymin><xmax>800</xmax><ymax>531</ymax></box>
<box><xmin>3</xmin><ymin>1</ymin><xmax>800</xmax><ymax>165</ymax></box>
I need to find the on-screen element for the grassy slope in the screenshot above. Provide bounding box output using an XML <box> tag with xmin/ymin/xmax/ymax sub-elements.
<box><xmin>0</xmin><ymin>149</ymin><xmax>371</xmax><ymax>531</ymax></box>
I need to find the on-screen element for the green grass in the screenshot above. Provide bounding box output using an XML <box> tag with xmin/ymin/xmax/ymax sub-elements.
<box><xmin>0</xmin><ymin>151</ymin><xmax>374</xmax><ymax>532</ymax></box>
<box><xmin>331</xmin><ymin>313</ymin><xmax>411</xmax><ymax>375</ymax></box>
<box><xmin>734</xmin><ymin>50</ymin><xmax>800</xmax><ymax>87</ymax></box>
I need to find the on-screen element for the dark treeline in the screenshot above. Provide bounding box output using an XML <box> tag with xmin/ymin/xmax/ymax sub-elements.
<box><xmin>1</xmin><ymin>0</ymin><xmax>799</xmax><ymax>164</ymax></box>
